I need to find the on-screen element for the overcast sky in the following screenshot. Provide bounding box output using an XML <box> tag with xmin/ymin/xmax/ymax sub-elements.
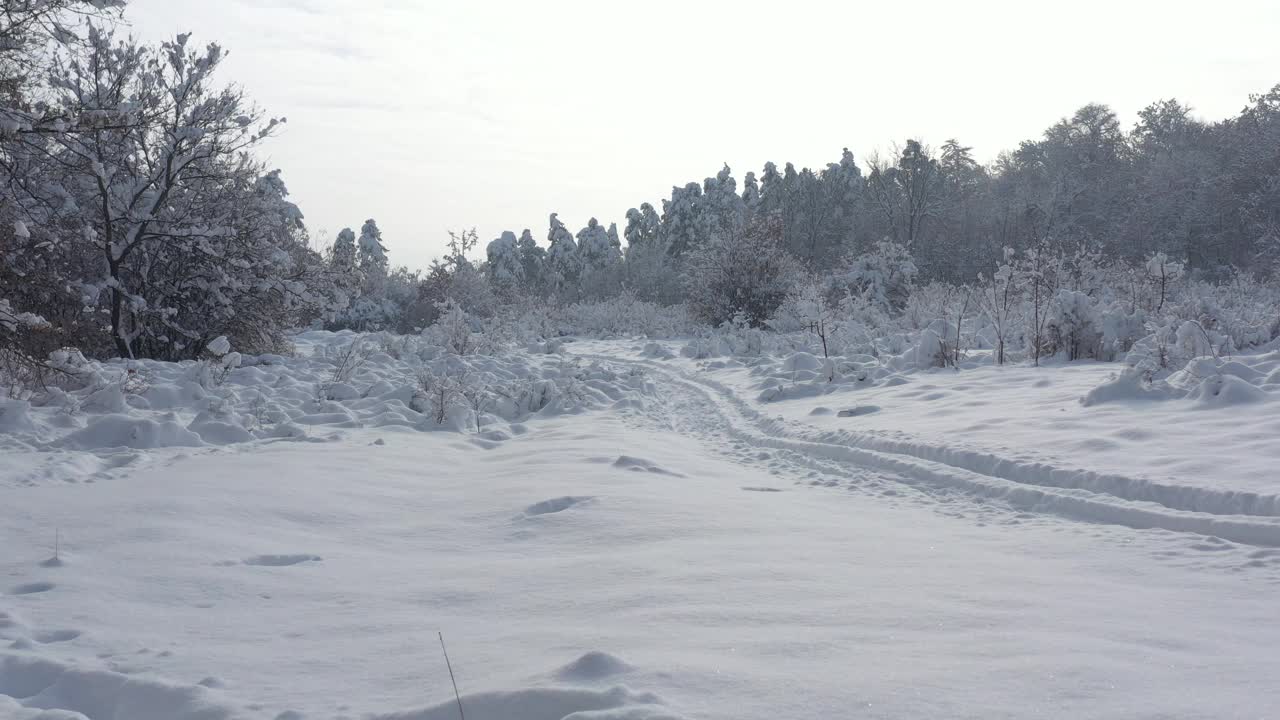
<box><xmin>125</xmin><ymin>0</ymin><xmax>1280</xmax><ymax>271</ymax></box>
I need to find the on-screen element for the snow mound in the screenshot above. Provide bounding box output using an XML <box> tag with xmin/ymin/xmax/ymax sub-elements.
<box><xmin>0</xmin><ymin>654</ymin><xmax>241</xmax><ymax>720</ymax></box>
<box><xmin>554</xmin><ymin>651</ymin><xmax>634</xmax><ymax>681</ymax></box>
<box><xmin>55</xmin><ymin>415</ymin><xmax>204</xmax><ymax>451</ymax></box>
<box><xmin>639</xmin><ymin>342</ymin><xmax>674</xmax><ymax>360</ymax></box>
<box><xmin>2</xmin><ymin>331</ymin><xmax>654</xmax><ymax>477</ymax></box>
<box><xmin>1080</xmin><ymin>369</ymin><xmax>1177</xmax><ymax>406</ymax></box>
<box><xmin>1084</xmin><ymin>353</ymin><xmax>1280</xmax><ymax>408</ymax></box>
<box><xmin>612</xmin><ymin>456</ymin><xmax>683</xmax><ymax>477</ymax></box>
<box><xmin>1187</xmin><ymin>373</ymin><xmax>1269</xmax><ymax>407</ymax></box>
<box><xmin>369</xmin><ymin>685</ymin><xmax>679</xmax><ymax>720</ymax></box>
<box><xmin>781</xmin><ymin>352</ymin><xmax>823</xmax><ymax>373</ymax></box>
<box><xmin>0</xmin><ymin>651</ymin><xmax>681</xmax><ymax>720</ymax></box>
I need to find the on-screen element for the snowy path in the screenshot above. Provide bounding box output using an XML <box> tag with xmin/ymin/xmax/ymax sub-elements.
<box><xmin>574</xmin><ymin>344</ymin><xmax>1280</xmax><ymax>550</ymax></box>
<box><xmin>3</xmin><ymin>346</ymin><xmax>1280</xmax><ymax>719</ymax></box>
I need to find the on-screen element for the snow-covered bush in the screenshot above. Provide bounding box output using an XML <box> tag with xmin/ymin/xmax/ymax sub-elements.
<box><xmin>547</xmin><ymin>292</ymin><xmax>696</xmax><ymax>338</ymax></box>
<box><xmin>683</xmin><ymin>213</ymin><xmax>801</xmax><ymax>326</ymax></box>
<box><xmin>1044</xmin><ymin>290</ymin><xmax>1104</xmax><ymax>361</ymax></box>
<box><xmin>1169</xmin><ymin>278</ymin><xmax>1279</xmax><ymax>352</ymax></box>
<box><xmin>768</xmin><ymin>280</ymin><xmax>841</xmax><ymax>357</ymax></box>
<box><xmin>412</xmin><ymin>365</ymin><xmax>466</xmax><ymax>427</ymax></box>
<box><xmin>1099</xmin><ymin>304</ymin><xmax>1146</xmax><ymax>361</ymax></box>
<box><xmin>829</xmin><ymin>292</ymin><xmax>891</xmax><ymax>357</ymax></box>
<box><xmin>426</xmin><ymin>299</ymin><xmax>478</xmax><ymax>355</ymax></box>
<box><xmin>833</xmin><ymin>240</ymin><xmax>917</xmax><ymax>312</ymax></box>
<box><xmin>1143</xmin><ymin>252</ymin><xmax>1185</xmax><ymax>313</ymax></box>
<box><xmin>910</xmin><ymin>326</ymin><xmax>949</xmax><ymax>369</ymax></box>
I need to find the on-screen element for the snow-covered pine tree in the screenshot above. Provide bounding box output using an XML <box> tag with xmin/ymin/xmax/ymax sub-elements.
<box><xmin>516</xmin><ymin>229</ymin><xmax>547</xmax><ymax>295</ymax></box>
<box><xmin>486</xmin><ymin>231</ymin><xmax>525</xmax><ymax>294</ymax></box>
<box><xmin>577</xmin><ymin>218</ymin><xmax>622</xmax><ymax>299</ymax></box>
<box><xmin>546</xmin><ymin>213</ymin><xmax>581</xmax><ymax>299</ymax></box>
<box><xmin>742</xmin><ymin>171</ymin><xmax>762</xmax><ymax>219</ymax></box>
<box><xmin>623</xmin><ymin>203</ymin><xmax>662</xmax><ymax>248</ymax></box>
<box><xmin>332</xmin><ymin>228</ymin><xmax>358</xmax><ymax>273</ymax></box>
<box><xmin>660</xmin><ymin>182</ymin><xmax>708</xmax><ymax>258</ymax></box>
<box><xmin>357</xmin><ymin>219</ymin><xmax>389</xmax><ymax>275</ymax></box>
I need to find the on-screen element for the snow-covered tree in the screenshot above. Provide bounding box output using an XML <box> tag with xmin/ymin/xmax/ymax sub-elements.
<box><xmin>545</xmin><ymin>213</ymin><xmax>580</xmax><ymax>298</ymax></box>
<box><xmin>576</xmin><ymin>217</ymin><xmax>618</xmax><ymax>267</ymax></box>
<box><xmin>624</xmin><ymin>203</ymin><xmax>662</xmax><ymax>248</ymax></box>
<box><xmin>977</xmin><ymin>249</ymin><xmax>1021</xmax><ymax>365</ymax></box>
<box><xmin>741</xmin><ymin>171</ymin><xmax>761</xmax><ymax>218</ymax></box>
<box><xmin>660</xmin><ymin>182</ymin><xmax>708</xmax><ymax>258</ymax></box>
<box><xmin>486</xmin><ymin>230</ymin><xmax>524</xmax><ymax>293</ymax></box>
<box><xmin>576</xmin><ymin>218</ymin><xmax>622</xmax><ymax>300</ymax></box>
<box><xmin>331</xmin><ymin>228</ymin><xmax>358</xmax><ymax>273</ymax></box>
<box><xmin>683</xmin><ymin>213</ymin><xmax>800</xmax><ymax>326</ymax></box>
<box><xmin>357</xmin><ymin>219</ymin><xmax>388</xmax><ymax>275</ymax></box>
<box><xmin>0</xmin><ymin>27</ymin><xmax>340</xmax><ymax>359</ymax></box>
<box><xmin>516</xmin><ymin>229</ymin><xmax>547</xmax><ymax>295</ymax></box>
<box><xmin>834</xmin><ymin>240</ymin><xmax>918</xmax><ymax>312</ymax></box>
<box><xmin>703</xmin><ymin>164</ymin><xmax>745</xmax><ymax>241</ymax></box>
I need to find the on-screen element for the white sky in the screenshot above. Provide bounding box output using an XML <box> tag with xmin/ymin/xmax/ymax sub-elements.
<box><xmin>125</xmin><ymin>0</ymin><xmax>1280</xmax><ymax>272</ymax></box>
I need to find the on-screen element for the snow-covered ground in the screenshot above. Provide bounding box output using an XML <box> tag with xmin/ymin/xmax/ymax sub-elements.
<box><xmin>4</xmin><ymin>334</ymin><xmax>1280</xmax><ymax>719</ymax></box>
<box><xmin>576</xmin><ymin>338</ymin><xmax>1280</xmax><ymax>544</ymax></box>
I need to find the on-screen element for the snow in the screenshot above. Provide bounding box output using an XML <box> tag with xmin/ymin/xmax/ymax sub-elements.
<box><xmin>0</xmin><ymin>331</ymin><xmax>649</xmax><ymax>458</ymax></box>
<box><xmin>572</xmin><ymin>338</ymin><xmax>1280</xmax><ymax>543</ymax></box>
<box><xmin>4</xmin><ymin>333</ymin><xmax>1280</xmax><ymax>718</ymax></box>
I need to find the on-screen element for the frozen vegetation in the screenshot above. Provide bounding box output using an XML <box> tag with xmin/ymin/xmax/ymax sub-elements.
<box><xmin>4</xmin><ymin>2</ymin><xmax>1280</xmax><ymax>719</ymax></box>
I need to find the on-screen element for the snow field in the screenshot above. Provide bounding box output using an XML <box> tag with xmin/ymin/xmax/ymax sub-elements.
<box><xmin>6</xmin><ymin>367</ymin><xmax>1280</xmax><ymax>718</ymax></box>
<box><xmin>4</xmin><ymin>332</ymin><xmax>1280</xmax><ymax>719</ymax></box>
<box><xmin>572</xmin><ymin>337</ymin><xmax>1280</xmax><ymax>546</ymax></box>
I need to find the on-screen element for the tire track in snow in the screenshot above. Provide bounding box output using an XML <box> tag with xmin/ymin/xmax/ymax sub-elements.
<box><xmin>578</xmin><ymin>351</ymin><xmax>1280</xmax><ymax>548</ymax></box>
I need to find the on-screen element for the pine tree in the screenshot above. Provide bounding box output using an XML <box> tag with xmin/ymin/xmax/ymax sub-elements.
<box><xmin>486</xmin><ymin>230</ymin><xmax>524</xmax><ymax>292</ymax></box>
<box><xmin>516</xmin><ymin>229</ymin><xmax>547</xmax><ymax>294</ymax></box>
<box><xmin>546</xmin><ymin>213</ymin><xmax>581</xmax><ymax>297</ymax></box>
<box><xmin>357</xmin><ymin>219</ymin><xmax>388</xmax><ymax>274</ymax></box>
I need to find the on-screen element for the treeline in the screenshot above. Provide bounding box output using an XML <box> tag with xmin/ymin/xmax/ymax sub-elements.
<box><xmin>329</xmin><ymin>92</ymin><xmax>1280</xmax><ymax>334</ymax></box>
<box><xmin>474</xmin><ymin>96</ymin><xmax>1280</xmax><ymax>307</ymax></box>
<box><xmin>4</xmin><ymin>1</ymin><xmax>1280</xmax><ymax>376</ymax></box>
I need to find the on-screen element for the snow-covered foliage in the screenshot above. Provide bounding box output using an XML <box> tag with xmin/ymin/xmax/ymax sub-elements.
<box><xmin>486</xmin><ymin>230</ymin><xmax>524</xmax><ymax>291</ymax></box>
<box><xmin>530</xmin><ymin>293</ymin><xmax>696</xmax><ymax>339</ymax></box>
<box><xmin>0</xmin><ymin>330</ymin><xmax>654</xmax><ymax>448</ymax></box>
<box><xmin>545</xmin><ymin>212</ymin><xmax>581</xmax><ymax>298</ymax></box>
<box><xmin>683</xmin><ymin>213</ymin><xmax>800</xmax><ymax>326</ymax></box>
<box><xmin>833</xmin><ymin>240</ymin><xmax>918</xmax><ymax>311</ymax></box>
<box><xmin>2</xmin><ymin>22</ymin><xmax>342</xmax><ymax>361</ymax></box>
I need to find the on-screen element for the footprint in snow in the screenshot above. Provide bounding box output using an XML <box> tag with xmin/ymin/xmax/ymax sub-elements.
<box><xmin>33</xmin><ymin>629</ymin><xmax>81</xmax><ymax>644</ymax></box>
<box><xmin>521</xmin><ymin>496</ymin><xmax>594</xmax><ymax>517</ymax></box>
<box><xmin>8</xmin><ymin>581</ymin><xmax>54</xmax><ymax>595</ymax></box>
<box><xmin>241</xmin><ymin>554</ymin><xmax>322</xmax><ymax>567</ymax></box>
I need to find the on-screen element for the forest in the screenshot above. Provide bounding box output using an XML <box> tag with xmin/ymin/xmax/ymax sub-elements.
<box><xmin>3</xmin><ymin>0</ymin><xmax>1279</xmax><ymax>375</ymax></box>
